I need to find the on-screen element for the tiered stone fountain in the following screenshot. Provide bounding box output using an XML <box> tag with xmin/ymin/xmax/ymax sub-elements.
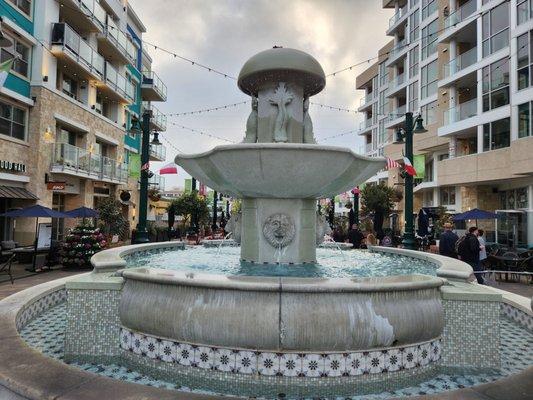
<box><xmin>175</xmin><ymin>47</ymin><xmax>385</xmax><ymax>264</ymax></box>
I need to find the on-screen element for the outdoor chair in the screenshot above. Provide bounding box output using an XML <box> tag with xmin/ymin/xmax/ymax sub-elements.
<box><xmin>518</xmin><ymin>256</ymin><xmax>533</xmax><ymax>284</ymax></box>
<box><xmin>0</xmin><ymin>240</ymin><xmax>18</xmax><ymax>252</ymax></box>
<box><xmin>0</xmin><ymin>253</ymin><xmax>15</xmax><ymax>284</ymax></box>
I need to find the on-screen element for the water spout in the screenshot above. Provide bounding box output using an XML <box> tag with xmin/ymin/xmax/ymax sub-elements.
<box><xmin>216</xmin><ymin>232</ymin><xmax>233</xmax><ymax>256</ymax></box>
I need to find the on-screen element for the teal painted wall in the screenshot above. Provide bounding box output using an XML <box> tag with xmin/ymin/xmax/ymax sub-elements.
<box><xmin>0</xmin><ymin>1</ymin><xmax>33</xmax><ymax>99</ymax></box>
<box><xmin>0</xmin><ymin>0</ymin><xmax>34</xmax><ymax>34</ymax></box>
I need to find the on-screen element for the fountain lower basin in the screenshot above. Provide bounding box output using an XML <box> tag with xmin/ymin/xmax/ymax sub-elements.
<box><xmin>119</xmin><ymin>266</ymin><xmax>445</xmax><ymax>352</ymax></box>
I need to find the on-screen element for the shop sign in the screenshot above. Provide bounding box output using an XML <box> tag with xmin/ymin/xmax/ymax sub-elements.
<box><xmin>47</xmin><ymin>182</ymin><xmax>66</xmax><ymax>190</ymax></box>
<box><xmin>0</xmin><ymin>160</ymin><xmax>26</xmax><ymax>172</ymax></box>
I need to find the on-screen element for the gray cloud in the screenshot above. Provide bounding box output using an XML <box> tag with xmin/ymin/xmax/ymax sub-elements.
<box><xmin>129</xmin><ymin>0</ymin><xmax>392</xmax><ymax>188</ymax></box>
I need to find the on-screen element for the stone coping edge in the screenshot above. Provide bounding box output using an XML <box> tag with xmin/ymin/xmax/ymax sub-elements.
<box><xmin>119</xmin><ymin>267</ymin><xmax>446</xmax><ymax>293</ymax></box>
<box><xmin>370</xmin><ymin>246</ymin><xmax>473</xmax><ymax>282</ymax></box>
<box><xmin>91</xmin><ymin>241</ymin><xmax>186</xmax><ymax>272</ymax></box>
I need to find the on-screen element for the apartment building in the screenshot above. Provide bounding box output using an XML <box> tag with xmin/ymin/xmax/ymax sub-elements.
<box><xmin>357</xmin><ymin>0</ymin><xmax>533</xmax><ymax>248</ymax></box>
<box><xmin>0</xmin><ymin>0</ymin><xmax>167</xmax><ymax>244</ymax></box>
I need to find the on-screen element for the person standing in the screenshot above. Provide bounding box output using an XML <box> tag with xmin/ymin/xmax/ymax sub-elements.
<box><xmin>438</xmin><ymin>223</ymin><xmax>459</xmax><ymax>258</ymax></box>
<box><xmin>347</xmin><ymin>223</ymin><xmax>364</xmax><ymax>249</ymax></box>
<box><xmin>458</xmin><ymin>226</ymin><xmax>484</xmax><ymax>284</ymax></box>
<box><xmin>477</xmin><ymin>229</ymin><xmax>487</xmax><ymax>268</ymax></box>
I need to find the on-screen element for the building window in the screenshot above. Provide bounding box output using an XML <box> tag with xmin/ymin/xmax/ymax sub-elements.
<box><xmin>6</xmin><ymin>0</ymin><xmax>31</xmax><ymax>16</ymax></box>
<box><xmin>379</xmin><ymin>62</ymin><xmax>388</xmax><ymax>86</ymax></box>
<box><xmin>0</xmin><ymin>34</ymin><xmax>30</xmax><ymax>78</ymax></box>
<box><xmin>517</xmin><ymin>31</ymin><xmax>533</xmax><ymax>90</ymax></box>
<box><xmin>409</xmin><ymin>9</ymin><xmax>419</xmax><ymax>43</ymax></box>
<box><xmin>421</xmin><ymin>60</ymin><xmax>437</xmax><ymax>99</ymax></box>
<box><xmin>440</xmin><ymin>187</ymin><xmax>456</xmax><ymax>205</ymax></box>
<box><xmin>420</xmin><ymin>100</ymin><xmax>436</xmax><ymax>125</ymax></box>
<box><xmin>0</xmin><ymin>100</ymin><xmax>26</xmax><ymax>140</ymax></box>
<box><xmin>421</xmin><ymin>19</ymin><xmax>438</xmax><ymax>60</ymax></box>
<box><xmin>408</xmin><ymin>81</ymin><xmax>418</xmax><ymax>112</ymax></box>
<box><xmin>52</xmin><ymin>193</ymin><xmax>65</xmax><ymax>242</ymax></box>
<box><xmin>517</xmin><ymin>0</ymin><xmax>533</xmax><ymax>25</ymax></box>
<box><xmin>421</xmin><ymin>0</ymin><xmax>436</xmax><ymax>21</ymax></box>
<box><xmin>482</xmin><ymin>58</ymin><xmax>509</xmax><ymax>112</ymax></box>
<box><xmin>500</xmin><ymin>187</ymin><xmax>529</xmax><ymax>209</ymax></box>
<box><xmin>409</xmin><ymin>46</ymin><xmax>419</xmax><ymax>78</ymax></box>
<box><xmin>518</xmin><ymin>101</ymin><xmax>533</xmax><ymax>138</ymax></box>
<box><xmin>483</xmin><ymin>118</ymin><xmax>510</xmax><ymax>151</ymax></box>
<box><xmin>61</xmin><ymin>74</ymin><xmax>78</xmax><ymax>99</ymax></box>
<box><xmin>482</xmin><ymin>2</ymin><xmax>509</xmax><ymax>57</ymax></box>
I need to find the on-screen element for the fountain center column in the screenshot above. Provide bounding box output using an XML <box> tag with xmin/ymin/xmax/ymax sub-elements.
<box><xmin>240</xmin><ymin>198</ymin><xmax>317</xmax><ymax>264</ymax></box>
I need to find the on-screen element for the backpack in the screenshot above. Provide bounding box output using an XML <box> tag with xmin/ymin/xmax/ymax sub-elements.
<box><xmin>455</xmin><ymin>234</ymin><xmax>467</xmax><ymax>256</ymax></box>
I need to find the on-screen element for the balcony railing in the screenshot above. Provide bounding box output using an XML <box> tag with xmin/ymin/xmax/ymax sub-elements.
<box><xmin>389</xmin><ymin>4</ymin><xmax>408</xmax><ymax>28</ymax></box>
<box><xmin>359</xmin><ymin>92</ymin><xmax>374</xmax><ymax>106</ymax></box>
<box><xmin>149</xmin><ymin>143</ymin><xmax>166</xmax><ymax>160</ymax></box>
<box><xmin>389</xmin><ymin>72</ymin><xmax>405</xmax><ymax>91</ymax></box>
<box><xmin>143</xmin><ymin>102</ymin><xmax>167</xmax><ymax>131</ymax></box>
<box><xmin>52</xmin><ymin>142</ymin><xmax>128</xmax><ymax>183</ymax></box>
<box><xmin>389</xmin><ymin>38</ymin><xmax>407</xmax><ymax>58</ymax></box>
<box><xmin>444</xmin><ymin>0</ymin><xmax>476</xmax><ymax>29</ymax></box>
<box><xmin>443</xmin><ymin>47</ymin><xmax>477</xmax><ymax>78</ymax></box>
<box><xmin>148</xmin><ymin>174</ymin><xmax>165</xmax><ymax>191</ymax></box>
<box><xmin>51</xmin><ymin>23</ymin><xmax>105</xmax><ymax>79</ymax></box>
<box><xmin>359</xmin><ymin>118</ymin><xmax>372</xmax><ymax>130</ymax></box>
<box><xmin>365</xmin><ymin>142</ymin><xmax>373</xmax><ymax>153</ymax></box>
<box><xmin>443</xmin><ymin>98</ymin><xmax>477</xmax><ymax>124</ymax></box>
<box><xmin>79</xmin><ymin>0</ymin><xmax>106</xmax><ymax>31</ymax></box>
<box><xmin>142</xmin><ymin>70</ymin><xmax>167</xmax><ymax>101</ymax></box>
<box><xmin>104</xmin><ymin>18</ymin><xmax>137</xmax><ymax>64</ymax></box>
<box><xmin>389</xmin><ymin>105</ymin><xmax>406</xmax><ymax>121</ymax></box>
<box><xmin>105</xmin><ymin>62</ymin><xmax>135</xmax><ymax>102</ymax></box>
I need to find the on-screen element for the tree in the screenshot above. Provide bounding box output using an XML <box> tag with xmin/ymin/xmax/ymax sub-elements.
<box><xmin>167</xmin><ymin>192</ymin><xmax>210</xmax><ymax>233</ymax></box>
<box><xmin>96</xmin><ymin>197</ymin><xmax>128</xmax><ymax>239</ymax></box>
<box><xmin>360</xmin><ymin>184</ymin><xmax>396</xmax><ymax>239</ymax></box>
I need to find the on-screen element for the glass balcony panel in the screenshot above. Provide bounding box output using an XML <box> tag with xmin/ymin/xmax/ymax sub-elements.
<box><xmin>443</xmin><ymin>47</ymin><xmax>477</xmax><ymax>77</ymax></box>
<box><xmin>444</xmin><ymin>0</ymin><xmax>476</xmax><ymax>29</ymax></box>
<box><xmin>444</xmin><ymin>98</ymin><xmax>477</xmax><ymax>124</ymax></box>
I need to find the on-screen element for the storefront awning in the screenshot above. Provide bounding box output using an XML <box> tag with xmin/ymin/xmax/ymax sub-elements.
<box><xmin>0</xmin><ymin>185</ymin><xmax>38</xmax><ymax>200</ymax></box>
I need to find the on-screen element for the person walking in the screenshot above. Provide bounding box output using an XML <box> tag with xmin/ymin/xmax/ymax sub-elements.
<box><xmin>438</xmin><ymin>222</ymin><xmax>459</xmax><ymax>258</ymax></box>
<box><xmin>458</xmin><ymin>226</ymin><xmax>484</xmax><ymax>284</ymax></box>
<box><xmin>347</xmin><ymin>223</ymin><xmax>364</xmax><ymax>249</ymax></box>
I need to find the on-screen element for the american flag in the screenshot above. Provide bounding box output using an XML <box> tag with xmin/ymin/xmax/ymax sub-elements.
<box><xmin>386</xmin><ymin>157</ymin><xmax>401</xmax><ymax>169</ymax></box>
<box><xmin>141</xmin><ymin>162</ymin><xmax>150</xmax><ymax>171</ymax></box>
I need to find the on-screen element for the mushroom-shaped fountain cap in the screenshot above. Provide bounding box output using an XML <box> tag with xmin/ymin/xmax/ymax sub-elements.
<box><xmin>238</xmin><ymin>47</ymin><xmax>326</xmax><ymax>97</ymax></box>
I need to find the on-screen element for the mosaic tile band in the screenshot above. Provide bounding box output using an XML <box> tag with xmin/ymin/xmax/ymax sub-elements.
<box><xmin>500</xmin><ymin>303</ymin><xmax>533</xmax><ymax>332</ymax></box>
<box><xmin>119</xmin><ymin>327</ymin><xmax>442</xmax><ymax>378</ymax></box>
<box><xmin>15</xmin><ymin>288</ymin><xmax>67</xmax><ymax>332</ymax></box>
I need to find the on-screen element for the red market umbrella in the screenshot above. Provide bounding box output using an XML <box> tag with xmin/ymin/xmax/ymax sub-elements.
<box><xmin>160</xmin><ymin>162</ymin><xmax>178</xmax><ymax>175</ymax></box>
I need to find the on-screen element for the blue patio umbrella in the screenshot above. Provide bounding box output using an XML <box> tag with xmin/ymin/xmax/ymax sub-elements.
<box><xmin>452</xmin><ymin>208</ymin><xmax>498</xmax><ymax>226</ymax></box>
<box><xmin>64</xmin><ymin>206</ymin><xmax>99</xmax><ymax>218</ymax></box>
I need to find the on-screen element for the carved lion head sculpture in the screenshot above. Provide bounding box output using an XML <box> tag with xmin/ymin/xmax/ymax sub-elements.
<box><xmin>262</xmin><ymin>213</ymin><xmax>295</xmax><ymax>248</ymax></box>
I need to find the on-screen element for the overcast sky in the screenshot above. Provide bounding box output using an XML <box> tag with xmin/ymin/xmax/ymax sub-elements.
<box><xmin>129</xmin><ymin>0</ymin><xmax>392</xmax><ymax>189</ymax></box>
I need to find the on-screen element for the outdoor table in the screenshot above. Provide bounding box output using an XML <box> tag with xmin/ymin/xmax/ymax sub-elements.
<box><xmin>491</xmin><ymin>255</ymin><xmax>523</xmax><ymax>281</ymax></box>
<box><xmin>12</xmin><ymin>247</ymin><xmax>50</xmax><ymax>272</ymax></box>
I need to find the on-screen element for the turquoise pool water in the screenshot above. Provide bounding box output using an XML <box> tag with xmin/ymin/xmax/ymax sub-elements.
<box><xmin>125</xmin><ymin>247</ymin><xmax>438</xmax><ymax>278</ymax></box>
<box><xmin>20</xmin><ymin>303</ymin><xmax>533</xmax><ymax>399</ymax></box>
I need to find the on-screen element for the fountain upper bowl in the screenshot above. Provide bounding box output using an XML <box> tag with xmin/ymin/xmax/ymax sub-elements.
<box><xmin>174</xmin><ymin>143</ymin><xmax>386</xmax><ymax>199</ymax></box>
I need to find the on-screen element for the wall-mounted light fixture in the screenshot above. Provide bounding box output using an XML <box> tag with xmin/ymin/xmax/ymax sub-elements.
<box><xmin>43</xmin><ymin>126</ymin><xmax>54</xmax><ymax>143</ymax></box>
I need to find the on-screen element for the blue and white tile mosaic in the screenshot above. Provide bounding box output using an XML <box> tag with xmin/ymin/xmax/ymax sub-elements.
<box><xmin>118</xmin><ymin>326</ymin><xmax>441</xmax><ymax>378</ymax></box>
<box><xmin>18</xmin><ymin>294</ymin><xmax>533</xmax><ymax>399</ymax></box>
<box><xmin>15</xmin><ymin>288</ymin><xmax>67</xmax><ymax>331</ymax></box>
<box><xmin>500</xmin><ymin>302</ymin><xmax>533</xmax><ymax>332</ymax></box>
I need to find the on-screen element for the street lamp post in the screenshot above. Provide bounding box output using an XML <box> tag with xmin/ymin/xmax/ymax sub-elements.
<box><xmin>132</xmin><ymin>110</ymin><xmax>154</xmax><ymax>244</ymax></box>
<box><xmin>393</xmin><ymin>112</ymin><xmax>426</xmax><ymax>250</ymax></box>
<box><xmin>352</xmin><ymin>187</ymin><xmax>360</xmax><ymax>225</ymax></box>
